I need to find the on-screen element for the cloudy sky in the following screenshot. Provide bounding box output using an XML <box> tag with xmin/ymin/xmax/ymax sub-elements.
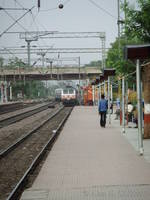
<box><xmin>0</xmin><ymin>0</ymin><xmax>136</xmax><ymax>66</ymax></box>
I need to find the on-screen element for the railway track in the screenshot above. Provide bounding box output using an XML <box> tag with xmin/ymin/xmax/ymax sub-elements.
<box><xmin>0</xmin><ymin>101</ymin><xmax>56</xmax><ymax>128</ymax></box>
<box><xmin>0</xmin><ymin>102</ymin><xmax>23</xmax><ymax>115</ymax></box>
<box><xmin>0</xmin><ymin>106</ymin><xmax>73</xmax><ymax>200</ymax></box>
<box><xmin>0</xmin><ymin>105</ymin><xmax>63</xmax><ymax>158</ymax></box>
<box><xmin>0</xmin><ymin>101</ymin><xmax>44</xmax><ymax>115</ymax></box>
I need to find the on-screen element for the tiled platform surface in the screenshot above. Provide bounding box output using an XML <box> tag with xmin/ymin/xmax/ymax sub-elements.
<box><xmin>21</xmin><ymin>185</ymin><xmax>150</xmax><ymax>200</ymax></box>
<box><xmin>20</xmin><ymin>106</ymin><xmax>150</xmax><ymax>199</ymax></box>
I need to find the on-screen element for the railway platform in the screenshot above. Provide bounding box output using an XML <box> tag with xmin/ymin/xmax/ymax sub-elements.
<box><xmin>0</xmin><ymin>101</ymin><xmax>21</xmax><ymax>107</ymax></box>
<box><xmin>21</xmin><ymin>106</ymin><xmax>150</xmax><ymax>200</ymax></box>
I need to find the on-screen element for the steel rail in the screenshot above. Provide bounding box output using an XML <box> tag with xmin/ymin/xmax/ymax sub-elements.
<box><xmin>0</xmin><ymin>101</ymin><xmax>47</xmax><ymax>115</ymax></box>
<box><xmin>6</xmin><ymin>107</ymin><xmax>73</xmax><ymax>200</ymax></box>
<box><xmin>0</xmin><ymin>101</ymin><xmax>56</xmax><ymax>128</ymax></box>
<box><xmin>0</xmin><ymin>105</ymin><xmax>64</xmax><ymax>159</ymax></box>
<box><xmin>0</xmin><ymin>102</ymin><xmax>23</xmax><ymax>115</ymax></box>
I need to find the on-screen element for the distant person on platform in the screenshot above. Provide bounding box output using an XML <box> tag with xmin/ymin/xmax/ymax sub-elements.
<box><xmin>115</xmin><ymin>98</ymin><xmax>120</xmax><ymax>120</ymax></box>
<box><xmin>98</xmin><ymin>94</ymin><xmax>108</xmax><ymax>128</ymax></box>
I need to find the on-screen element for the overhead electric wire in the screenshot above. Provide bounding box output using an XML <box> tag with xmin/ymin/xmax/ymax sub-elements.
<box><xmin>0</xmin><ymin>6</ymin><xmax>34</xmax><ymax>38</ymax></box>
<box><xmin>29</xmin><ymin>11</ymin><xmax>52</xmax><ymax>50</ymax></box>
<box><xmin>13</xmin><ymin>0</ymin><xmax>27</xmax><ymax>10</ymax></box>
<box><xmin>87</xmin><ymin>0</ymin><xmax>117</xmax><ymax>20</ymax></box>
<box><xmin>29</xmin><ymin>10</ymin><xmax>40</xmax><ymax>29</ymax></box>
<box><xmin>1</xmin><ymin>46</ymin><xmax>17</xmax><ymax>58</ymax></box>
<box><xmin>3</xmin><ymin>9</ymin><xmax>28</xmax><ymax>32</ymax></box>
<box><xmin>30</xmin><ymin>9</ymin><xmax>56</xmax><ymax>49</ymax></box>
<box><xmin>0</xmin><ymin>0</ymin><xmax>29</xmax><ymax>11</ymax></box>
<box><xmin>26</xmin><ymin>7</ymin><xmax>54</xmax><ymax>59</ymax></box>
<box><xmin>15</xmin><ymin>0</ymin><xmax>30</xmax><ymax>31</ymax></box>
<box><xmin>0</xmin><ymin>1</ymin><xmax>30</xmax><ymax>58</ymax></box>
<box><xmin>0</xmin><ymin>7</ymin><xmax>29</xmax><ymax>11</ymax></box>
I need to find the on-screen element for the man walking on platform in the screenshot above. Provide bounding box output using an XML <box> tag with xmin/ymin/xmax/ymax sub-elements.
<box><xmin>98</xmin><ymin>94</ymin><xmax>108</xmax><ymax>127</ymax></box>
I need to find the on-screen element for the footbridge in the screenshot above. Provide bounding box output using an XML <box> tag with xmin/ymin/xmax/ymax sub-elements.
<box><xmin>0</xmin><ymin>66</ymin><xmax>101</xmax><ymax>81</ymax></box>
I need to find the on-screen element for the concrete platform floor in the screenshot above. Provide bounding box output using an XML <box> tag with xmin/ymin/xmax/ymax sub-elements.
<box><xmin>20</xmin><ymin>106</ymin><xmax>150</xmax><ymax>199</ymax></box>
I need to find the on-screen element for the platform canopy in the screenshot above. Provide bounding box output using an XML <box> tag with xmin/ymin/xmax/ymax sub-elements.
<box><xmin>104</xmin><ymin>68</ymin><xmax>116</xmax><ymax>77</ymax></box>
<box><xmin>89</xmin><ymin>68</ymin><xmax>116</xmax><ymax>85</ymax></box>
<box><xmin>124</xmin><ymin>44</ymin><xmax>150</xmax><ymax>60</ymax></box>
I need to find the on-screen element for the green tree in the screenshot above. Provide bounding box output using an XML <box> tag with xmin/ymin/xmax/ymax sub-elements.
<box><xmin>12</xmin><ymin>80</ymin><xmax>48</xmax><ymax>99</ymax></box>
<box><xmin>3</xmin><ymin>57</ymin><xmax>48</xmax><ymax>99</ymax></box>
<box><xmin>106</xmin><ymin>0</ymin><xmax>150</xmax><ymax>77</ymax></box>
<box><xmin>0</xmin><ymin>57</ymin><xmax>4</xmax><ymax>68</ymax></box>
<box><xmin>106</xmin><ymin>38</ymin><xmax>138</xmax><ymax>75</ymax></box>
<box><xmin>85</xmin><ymin>60</ymin><xmax>102</xmax><ymax>68</ymax></box>
<box><xmin>7</xmin><ymin>57</ymin><xmax>27</xmax><ymax>69</ymax></box>
<box><xmin>125</xmin><ymin>0</ymin><xmax>150</xmax><ymax>42</ymax></box>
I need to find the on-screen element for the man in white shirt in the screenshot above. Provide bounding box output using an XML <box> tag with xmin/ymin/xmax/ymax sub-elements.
<box><xmin>128</xmin><ymin>102</ymin><xmax>133</xmax><ymax>122</ymax></box>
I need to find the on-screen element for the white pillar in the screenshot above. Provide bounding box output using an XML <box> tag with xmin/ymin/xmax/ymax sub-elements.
<box><xmin>0</xmin><ymin>82</ymin><xmax>8</xmax><ymax>103</ymax></box>
<box><xmin>98</xmin><ymin>84</ymin><xmax>100</xmax><ymax>108</ymax></box>
<box><xmin>122</xmin><ymin>77</ymin><xmax>125</xmax><ymax>134</ymax></box>
<box><xmin>92</xmin><ymin>85</ymin><xmax>95</xmax><ymax>105</ymax></box>
<box><xmin>111</xmin><ymin>84</ymin><xmax>113</xmax><ymax>114</ymax></box>
<box><xmin>111</xmin><ymin>84</ymin><xmax>113</xmax><ymax>102</ymax></box>
<box><xmin>136</xmin><ymin>59</ymin><xmax>144</xmax><ymax>155</ymax></box>
<box><xmin>10</xmin><ymin>85</ymin><xmax>12</xmax><ymax>101</ymax></box>
<box><xmin>108</xmin><ymin>76</ymin><xmax>111</xmax><ymax>124</ymax></box>
<box><xmin>99</xmin><ymin>84</ymin><xmax>101</xmax><ymax>100</ymax></box>
<box><xmin>4</xmin><ymin>82</ymin><xmax>8</xmax><ymax>102</ymax></box>
<box><xmin>1</xmin><ymin>82</ymin><xmax>4</xmax><ymax>103</ymax></box>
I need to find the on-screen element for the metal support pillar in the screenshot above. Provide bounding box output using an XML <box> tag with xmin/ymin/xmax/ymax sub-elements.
<box><xmin>5</xmin><ymin>82</ymin><xmax>8</xmax><ymax>102</ymax></box>
<box><xmin>98</xmin><ymin>84</ymin><xmax>101</xmax><ymax>108</ymax></box>
<box><xmin>78</xmin><ymin>57</ymin><xmax>81</xmax><ymax>105</ymax></box>
<box><xmin>26</xmin><ymin>37</ymin><xmax>38</xmax><ymax>67</ymax></box>
<box><xmin>50</xmin><ymin>61</ymin><xmax>53</xmax><ymax>79</ymax></box>
<box><xmin>108</xmin><ymin>76</ymin><xmax>111</xmax><ymax>124</ymax></box>
<box><xmin>23</xmin><ymin>75</ymin><xmax>26</xmax><ymax>86</ymax></box>
<box><xmin>126</xmin><ymin>81</ymin><xmax>128</xmax><ymax>125</ymax></box>
<box><xmin>42</xmin><ymin>53</ymin><xmax>45</xmax><ymax>67</ymax></box>
<box><xmin>104</xmin><ymin>81</ymin><xmax>106</xmax><ymax>97</ymax></box>
<box><xmin>99</xmin><ymin>84</ymin><xmax>101</xmax><ymax>102</ymax></box>
<box><xmin>26</xmin><ymin>40</ymin><xmax>31</xmax><ymax>67</ymax></box>
<box><xmin>117</xmin><ymin>0</ymin><xmax>121</xmax><ymax>51</ymax></box>
<box><xmin>26</xmin><ymin>40</ymin><xmax>32</xmax><ymax>96</ymax></box>
<box><xmin>122</xmin><ymin>76</ymin><xmax>125</xmax><ymax>134</ymax></box>
<box><xmin>101</xmin><ymin>36</ymin><xmax>106</xmax><ymax>71</ymax></box>
<box><xmin>78</xmin><ymin>57</ymin><xmax>81</xmax><ymax>88</ymax></box>
<box><xmin>111</xmin><ymin>83</ymin><xmax>113</xmax><ymax>114</ymax></box>
<box><xmin>99</xmin><ymin>84</ymin><xmax>101</xmax><ymax>100</ymax></box>
<box><xmin>136</xmin><ymin>59</ymin><xmax>144</xmax><ymax>155</ymax></box>
<box><xmin>57</xmin><ymin>68</ymin><xmax>59</xmax><ymax>80</ymax></box>
<box><xmin>111</xmin><ymin>84</ymin><xmax>113</xmax><ymax>102</ymax></box>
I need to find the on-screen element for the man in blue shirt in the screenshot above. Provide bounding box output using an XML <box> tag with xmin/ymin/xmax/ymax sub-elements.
<box><xmin>98</xmin><ymin>94</ymin><xmax>108</xmax><ymax>127</ymax></box>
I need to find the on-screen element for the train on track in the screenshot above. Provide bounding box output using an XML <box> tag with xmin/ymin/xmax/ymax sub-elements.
<box><xmin>55</xmin><ymin>84</ymin><xmax>100</xmax><ymax>106</ymax></box>
<box><xmin>55</xmin><ymin>86</ymin><xmax>78</xmax><ymax>106</ymax></box>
